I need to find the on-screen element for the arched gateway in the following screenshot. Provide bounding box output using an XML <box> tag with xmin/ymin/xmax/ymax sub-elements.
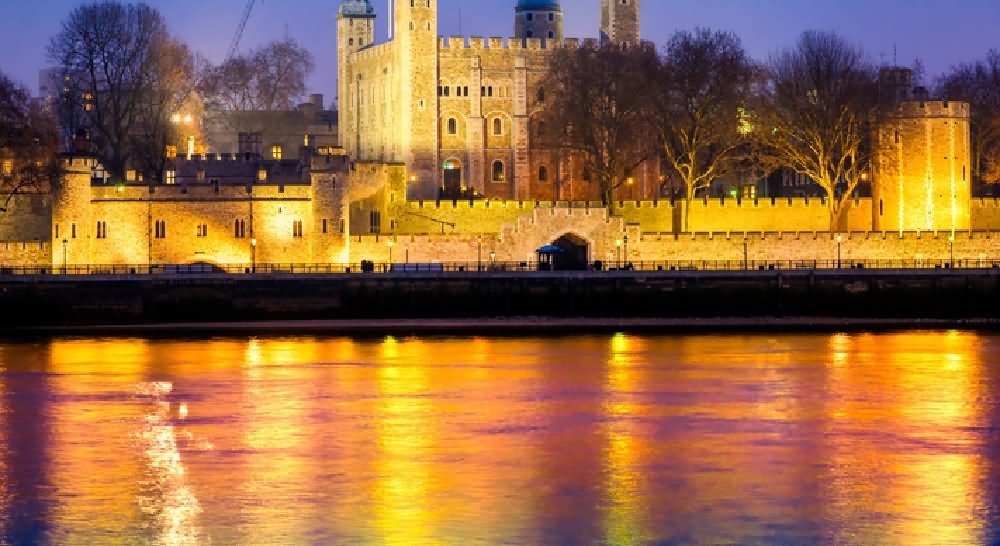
<box><xmin>550</xmin><ymin>233</ymin><xmax>589</xmax><ymax>271</ymax></box>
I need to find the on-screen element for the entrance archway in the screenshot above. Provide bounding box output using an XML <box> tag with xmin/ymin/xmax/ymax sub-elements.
<box><xmin>442</xmin><ymin>159</ymin><xmax>462</xmax><ymax>199</ymax></box>
<box><xmin>551</xmin><ymin>233</ymin><xmax>589</xmax><ymax>271</ymax></box>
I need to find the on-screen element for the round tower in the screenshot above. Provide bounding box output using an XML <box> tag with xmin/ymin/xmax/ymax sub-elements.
<box><xmin>873</xmin><ymin>99</ymin><xmax>972</xmax><ymax>233</ymax></box>
<box><xmin>337</xmin><ymin>0</ymin><xmax>376</xmax><ymax>158</ymax></box>
<box><xmin>515</xmin><ymin>0</ymin><xmax>563</xmax><ymax>42</ymax></box>
<box><xmin>51</xmin><ymin>153</ymin><xmax>96</xmax><ymax>268</ymax></box>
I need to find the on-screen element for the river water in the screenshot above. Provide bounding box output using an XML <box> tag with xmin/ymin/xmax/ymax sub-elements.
<box><xmin>0</xmin><ymin>332</ymin><xmax>998</xmax><ymax>545</ymax></box>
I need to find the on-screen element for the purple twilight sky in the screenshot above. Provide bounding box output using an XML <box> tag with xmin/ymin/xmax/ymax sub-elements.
<box><xmin>1</xmin><ymin>0</ymin><xmax>998</xmax><ymax>106</ymax></box>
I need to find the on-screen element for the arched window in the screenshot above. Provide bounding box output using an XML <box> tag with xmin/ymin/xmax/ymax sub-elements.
<box><xmin>447</xmin><ymin>117</ymin><xmax>457</xmax><ymax>135</ymax></box>
<box><xmin>492</xmin><ymin>160</ymin><xmax>505</xmax><ymax>182</ymax></box>
<box><xmin>493</xmin><ymin>118</ymin><xmax>503</xmax><ymax>136</ymax></box>
<box><xmin>539</xmin><ymin>166</ymin><xmax>548</xmax><ymax>181</ymax></box>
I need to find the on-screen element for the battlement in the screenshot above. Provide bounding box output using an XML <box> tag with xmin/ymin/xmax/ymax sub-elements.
<box><xmin>885</xmin><ymin>100</ymin><xmax>971</xmax><ymax>118</ymax></box>
<box><xmin>636</xmin><ymin>230</ymin><xmax>997</xmax><ymax>243</ymax></box>
<box><xmin>437</xmin><ymin>36</ymin><xmax>594</xmax><ymax>51</ymax></box>
<box><xmin>405</xmin><ymin>199</ymin><xmax>653</xmax><ymax>211</ymax></box>
<box><xmin>693</xmin><ymin>196</ymin><xmax>839</xmax><ymax>208</ymax></box>
<box><xmin>349</xmin><ymin>42</ymin><xmax>393</xmax><ymax>63</ymax></box>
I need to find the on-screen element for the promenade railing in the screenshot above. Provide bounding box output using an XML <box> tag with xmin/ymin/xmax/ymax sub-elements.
<box><xmin>2</xmin><ymin>258</ymin><xmax>1000</xmax><ymax>277</ymax></box>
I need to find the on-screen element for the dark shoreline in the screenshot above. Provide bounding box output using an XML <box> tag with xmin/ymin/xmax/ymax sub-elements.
<box><xmin>11</xmin><ymin>317</ymin><xmax>1000</xmax><ymax>339</ymax></box>
<box><xmin>5</xmin><ymin>269</ymin><xmax>1000</xmax><ymax>336</ymax></box>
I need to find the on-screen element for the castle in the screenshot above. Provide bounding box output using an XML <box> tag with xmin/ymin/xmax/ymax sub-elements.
<box><xmin>1</xmin><ymin>0</ymin><xmax>998</xmax><ymax>271</ymax></box>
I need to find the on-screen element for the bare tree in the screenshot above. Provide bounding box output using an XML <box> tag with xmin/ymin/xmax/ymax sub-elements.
<box><xmin>759</xmin><ymin>31</ymin><xmax>878</xmax><ymax>230</ymax></box>
<box><xmin>48</xmin><ymin>2</ymin><xmax>194</xmax><ymax>182</ymax></box>
<box><xmin>650</xmin><ymin>28</ymin><xmax>758</xmax><ymax>230</ymax></box>
<box><xmin>0</xmin><ymin>72</ymin><xmax>61</xmax><ymax>213</ymax></box>
<box><xmin>937</xmin><ymin>50</ymin><xmax>1000</xmax><ymax>189</ymax></box>
<box><xmin>538</xmin><ymin>44</ymin><xmax>658</xmax><ymax>206</ymax></box>
<box><xmin>199</xmin><ymin>38</ymin><xmax>315</xmax><ymax>112</ymax></box>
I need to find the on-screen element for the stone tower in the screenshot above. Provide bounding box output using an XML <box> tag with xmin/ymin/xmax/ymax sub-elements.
<box><xmin>601</xmin><ymin>0</ymin><xmax>640</xmax><ymax>47</ymax></box>
<box><xmin>394</xmin><ymin>0</ymin><xmax>439</xmax><ymax>199</ymax></box>
<box><xmin>514</xmin><ymin>0</ymin><xmax>564</xmax><ymax>42</ymax></box>
<box><xmin>337</xmin><ymin>0</ymin><xmax>375</xmax><ymax>159</ymax></box>
<box><xmin>51</xmin><ymin>153</ymin><xmax>96</xmax><ymax>268</ymax></box>
<box><xmin>874</xmin><ymin>96</ymin><xmax>972</xmax><ymax>233</ymax></box>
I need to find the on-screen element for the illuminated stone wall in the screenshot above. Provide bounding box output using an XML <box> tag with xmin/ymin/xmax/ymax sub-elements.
<box><xmin>340</xmin><ymin>1</ymin><xmax>660</xmax><ymax>202</ymax></box>
<box><xmin>874</xmin><ymin>100</ymin><xmax>972</xmax><ymax>232</ymax></box>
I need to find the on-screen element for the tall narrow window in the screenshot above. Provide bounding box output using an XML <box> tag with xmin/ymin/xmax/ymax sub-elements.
<box><xmin>369</xmin><ymin>211</ymin><xmax>381</xmax><ymax>233</ymax></box>
<box><xmin>539</xmin><ymin>166</ymin><xmax>548</xmax><ymax>182</ymax></box>
<box><xmin>71</xmin><ymin>223</ymin><xmax>77</xmax><ymax>239</ymax></box>
<box><xmin>322</xmin><ymin>219</ymin><xmax>328</xmax><ymax>234</ymax></box>
<box><xmin>493</xmin><ymin>118</ymin><xmax>503</xmax><ymax>135</ymax></box>
<box><xmin>154</xmin><ymin>220</ymin><xmax>166</xmax><ymax>239</ymax></box>
<box><xmin>447</xmin><ymin>118</ymin><xmax>457</xmax><ymax>135</ymax></box>
<box><xmin>197</xmin><ymin>224</ymin><xmax>208</xmax><ymax>238</ymax></box>
<box><xmin>292</xmin><ymin>220</ymin><xmax>304</xmax><ymax>238</ymax></box>
<box><xmin>271</xmin><ymin>145</ymin><xmax>283</xmax><ymax>160</ymax></box>
<box><xmin>492</xmin><ymin>160</ymin><xmax>505</xmax><ymax>182</ymax></box>
<box><xmin>96</xmin><ymin>221</ymin><xmax>107</xmax><ymax>239</ymax></box>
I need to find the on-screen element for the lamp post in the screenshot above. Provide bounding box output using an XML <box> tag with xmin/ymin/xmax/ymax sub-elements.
<box><xmin>250</xmin><ymin>238</ymin><xmax>257</xmax><ymax>273</ymax></box>
<box><xmin>489</xmin><ymin>250</ymin><xmax>496</xmax><ymax>270</ymax></box>
<box><xmin>743</xmin><ymin>239</ymin><xmax>748</xmax><ymax>271</ymax></box>
<box><xmin>623</xmin><ymin>235</ymin><xmax>629</xmax><ymax>269</ymax></box>
<box><xmin>615</xmin><ymin>239</ymin><xmax>622</xmax><ymax>269</ymax></box>
<box><xmin>477</xmin><ymin>235</ymin><xmax>482</xmax><ymax>271</ymax></box>
<box><xmin>62</xmin><ymin>239</ymin><xmax>68</xmax><ymax>274</ymax></box>
<box><xmin>836</xmin><ymin>234</ymin><xmax>842</xmax><ymax>269</ymax></box>
<box><xmin>949</xmin><ymin>235</ymin><xmax>955</xmax><ymax>268</ymax></box>
<box><xmin>388</xmin><ymin>239</ymin><xmax>394</xmax><ymax>268</ymax></box>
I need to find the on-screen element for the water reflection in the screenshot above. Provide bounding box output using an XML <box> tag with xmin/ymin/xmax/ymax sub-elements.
<box><xmin>0</xmin><ymin>332</ymin><xmax>996</xmax><ymax>544</ymax></box>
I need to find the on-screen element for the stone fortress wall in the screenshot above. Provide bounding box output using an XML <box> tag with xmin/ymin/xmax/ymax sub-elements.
<box><xmin>0</xmin><ymin>0</ymin><xmax>998</xmax><ymax>270</ymax></box>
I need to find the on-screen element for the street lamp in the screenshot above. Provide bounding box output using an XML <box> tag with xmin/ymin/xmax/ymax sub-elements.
<box><xmin>250</xmin><ymin>238</ymin><xmax>257</xmax><ymax>273</ymax></box>
<box><xmin>623</xmin><ymin>235</ymin><xmax>629</xmax><ymax>269</ymax></box>
<box><xmin>615</xmin><ymin>239</ymin><xmax>622</xmax><ymax>268</ymax></box>
<box><xmin>388</xmin><ymin>239</ymin><xmax>394</xmax><ymax>268</ymax></box>
<box><xmin>62</xmin><ymin>239</ymin><xmax>68</xmax><ymax>274</ymax></box>
<box><xmin>949</xmin><ymin>234</ymin><xmax>955</xmax><ymax>268</ymax></box>
<box><xmin>477</xmin><ymin>235</ymin><xmax>483</xmax><ymax>271</ymax></box>
<box><xmin>489</xmin><ymin>250</ymin><xmax>496</xmax><ymax>270</ymax></box>
<box><xmin>743</xmin><ymin>239</ymin><xmax>749</xmax><ymax>271</ymax></box>
<box><xmin>836</xmin><ymin>234</ymin><xmax>842</xmax><ymax>269</ymax></box>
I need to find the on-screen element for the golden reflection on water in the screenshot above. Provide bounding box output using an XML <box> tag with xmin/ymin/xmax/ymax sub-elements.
<box><xmin>0</xmin><ymin>331</ymin><xmax>995</xmax><ymax>544</ymax></box>
<box><xmin>603</xmin><ymin>333</ymin><xmax>650</xmax><ymax>546</ymax></box>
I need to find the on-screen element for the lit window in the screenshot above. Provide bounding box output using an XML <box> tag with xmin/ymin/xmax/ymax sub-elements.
<box><xmin>126</xmin><ymin>169</ymin><xmax>136</xmax><ymax>182</ymax></box>
<box><xmin>258</xmin><ymin>169</ymin><xmax>267</xmax><ymax>182</ymax></box>
<box><xmin>165</xmin><ymin>145</ymin><xmax>177</xmax><ymax>159</ymax></box>
<box><xmin>271</xmin><ymin>145</ymin><xmax>283</xmax><ymax>160</ymax></box>
<box><xmin>492</xmin><ymin>160</ymin><xmax>505</xmax><ymax>182</ymax></box>
<box><xmin>165</xmin><ymin>170</ymin><xmax>176</xmax><ymax>185</ymax></box>
<box><xmin>1</xmin><ymin>160</ymin><xmax>12</xmax><ymax>176</ymax></box>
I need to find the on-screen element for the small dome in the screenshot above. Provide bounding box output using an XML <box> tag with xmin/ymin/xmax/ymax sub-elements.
<box><xmin>339</xmin><ymin>0</ymin><xmax>374</xmax><ymax>17</ymax></box>
<box><xmin>516</xmin><ymin>0</ymin><xmax>561</xmax><ymax>12</ymax></box>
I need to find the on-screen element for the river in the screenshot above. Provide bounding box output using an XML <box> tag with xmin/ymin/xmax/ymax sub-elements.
<box><xmin>0</xmin><ymin>331</ymin><xmax>997</xmax><ymax>545</ymax></box>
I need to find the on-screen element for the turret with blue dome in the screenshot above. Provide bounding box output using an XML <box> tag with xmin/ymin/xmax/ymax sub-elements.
<box><xmin>514</xmin><ymin>0</ymin><xmax>563</xmax><ymax>41</ymax></box>
<box><xmin>516</xmin><ymin>0</ymin><xmax>562</xmax><ymax>12</ymax></box>
<box><xmin>339</xmin><ymin>0</ymin><xmax>374</xmax><ymax>18</ymax></box>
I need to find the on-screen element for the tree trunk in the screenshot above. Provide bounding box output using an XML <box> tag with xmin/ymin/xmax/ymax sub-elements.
<box><xmin>684</xmin><ymin>185</ymin><xmax>695</xmax><ymax>233</ymax></box>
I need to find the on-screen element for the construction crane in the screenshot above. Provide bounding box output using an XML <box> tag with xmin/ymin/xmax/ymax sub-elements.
<box><xmin>225</xmin><ymin>0</ymin><xmax>257</xmax><ymax>62</ymax></box>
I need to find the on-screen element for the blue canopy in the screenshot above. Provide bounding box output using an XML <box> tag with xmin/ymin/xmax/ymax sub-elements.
<box><xmin>536</xmin><ymin>245</ymin><xmax>566</xmax><ymax>254</ymax></box>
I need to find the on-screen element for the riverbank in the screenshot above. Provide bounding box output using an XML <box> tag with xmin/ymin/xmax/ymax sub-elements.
<box><xmin>3</xmin><ymin>268</ymin><xmax>1000</xmax><ymax>333</ymax></box>
<box><xmin>14</xmin><ymin>316</ymin><xmax>1000</xmax><ymax>337</ymax></box>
